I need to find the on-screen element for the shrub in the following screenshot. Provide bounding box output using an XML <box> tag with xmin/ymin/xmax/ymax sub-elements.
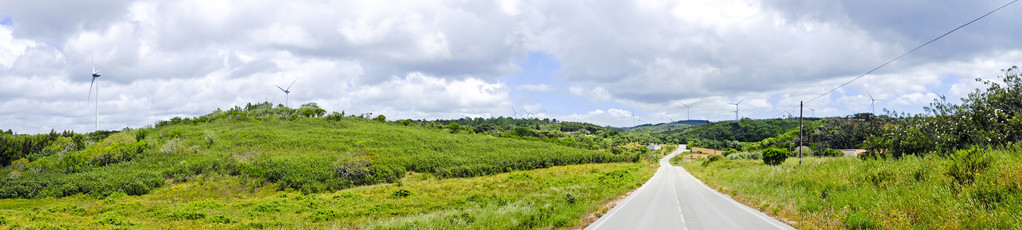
<box><xmin>762</xmin><ymin>148</ymin><xmax>788</xmax><ymax>166</ymax></box>
<box><xmin>844</xmin><ymin>211</ymin><xmax>877</xmax><ymax>230</ymax></box>
<box><xmin>390</xmin><ymin>188</ymin><xmax>412</xmax><ymax>198</ymax></box>
<box><xmin>726</xmin><ymin>151</ymin><xmax>762</xmax><ymax>160</ymax></box>
<box><xmin>702</xmin><ymin>154</ymin><xmax>725</xmax><ymax>166</ymax></box>
<box><xmin>946</xmin><ymin>146</ymin><xmax>990</xmax><ymax>186</ymax></box>
<box><xmin>792</xmin><ymin>146</ymin><xmax>813</xmax><ymax>157</ymax></box>
<box><xmin>564</xmin><ymin>193</ymin><xmax>577</xmax><ymax>204</ymax></box>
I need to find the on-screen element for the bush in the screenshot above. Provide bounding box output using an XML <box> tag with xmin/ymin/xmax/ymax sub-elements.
<box><xmin>792</xmin><ymin>146</ymin><xmax>812</xmax><ymax>157</ymax></box>
<box><xmin>390</xmin><ymin>188</ymin><xmax>412</xmax><ymax>198</ymax></box>
<box><xmin>946</xmin><ymin>146</ymin><xmax>990</xmax><ymax>186</ymax></box>
<box><xmin>702</xmin><ymin>154</ymin><xmax>725</xmax><ymax>166</ymax></box>
<box><xmin>726</xmin><ymin>151</ymin><xmax>762</xmax><ymax>160</ymax></box>
<box><xmin>762</xmin><ymin>148</ymin><xmax>788</xmax><ymax>166</ymax></box>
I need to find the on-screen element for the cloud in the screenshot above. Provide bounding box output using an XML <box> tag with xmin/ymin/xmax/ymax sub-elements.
<box><xmin>515</xmin><ymin>84</ymin><xmax>556</xmax><ymax>92</ymax></box>
<box><xmin>348</xmin><ymin>72</ymin><xmax>509</xmax><ymax>115</ymax></box>
<box><xmin>2</xmin><ymin>0</ymin><xmax>1021</xmax><ymax>133</ymax></box>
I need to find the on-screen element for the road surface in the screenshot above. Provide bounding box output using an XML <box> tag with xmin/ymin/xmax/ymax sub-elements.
<box><xmin>587</xmin><ymin>145</ymin><xmax>795</xmax><ymax>230</ymax></box>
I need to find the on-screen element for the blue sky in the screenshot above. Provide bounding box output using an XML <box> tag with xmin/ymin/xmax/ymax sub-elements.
<box><xmin>1</xmin><ymin>0</ymin><xmax>1021</xmax><ymax>133</ymax></box>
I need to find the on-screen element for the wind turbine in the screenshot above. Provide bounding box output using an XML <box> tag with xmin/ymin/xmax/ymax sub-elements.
<box><xmin>87</xmin><ymin>55</ymin><xmax>103</xmax><ymax>131</ymax></box>
<box><xmin>264</xmin><ymin>96</ymin><xmax>278</xmax><ymax>106</ymax></box>
<box><xmin>682</xmin><ymin>103</ymin><xmax>692</xmax><ymax>120</ymax></box>
<box><xmin>511</xmin><ymin>106</ymin><xmax>520</xmax><ymax>118</ymax></box>
<box><xmin>865</xmin><ymin>89</ymin><xmax>878</xmax><ymax>115</ymax></box>
<box><xmin>275</xmin><ymin>78</ymin><xmax>297</xmax><ymax>108</ymax></box>
<box><xmin>730</xmin><ymin>99</ymin><xmax>744</xmax><ymax>121</ymax></box>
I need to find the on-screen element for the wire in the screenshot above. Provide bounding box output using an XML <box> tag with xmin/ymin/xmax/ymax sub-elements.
<box><xmin>806</xmin><ymin>0</ymin><xmax>1019</xmax><ymax>103</ymax></box>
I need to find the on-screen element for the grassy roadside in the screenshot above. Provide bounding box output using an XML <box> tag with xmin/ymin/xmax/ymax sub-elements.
<box><xmin>0</xmin><ymin>162</ymin><xmax>655</xmax><ymax>229</ymax></box>
<box><xmin>673</xmin><ymin>147</ymin><xmax>1022</xmax><ymax>229</ymax></box>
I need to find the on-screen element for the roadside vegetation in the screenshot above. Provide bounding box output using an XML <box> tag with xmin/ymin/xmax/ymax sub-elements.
<box><xmin>676</xmin><ymin>66</ymin><xmax>1022</xmax><ymax>229</ymax></box>
<box><xmin>0</xmin><ymin>162</ymin><xmax>655</xmax><ymax>229</ymax></box>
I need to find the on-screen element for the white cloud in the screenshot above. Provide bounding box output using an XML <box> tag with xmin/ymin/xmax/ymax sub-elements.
<box><xmin>1</xmin><ymin>0</ymin><xmax>1022</xmax><ymax>133</ymax></box>
<box><xmin>349</xmin><ymin>72</ymin><xmax>509</xmax><ymax>115</ymax></box>
<box><xmin>516</xmin><ymin>84</ymin><xmax>555</xmax><ymax>92</ymax></box>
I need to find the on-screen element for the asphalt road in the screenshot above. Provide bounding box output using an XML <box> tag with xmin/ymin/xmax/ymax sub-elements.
<box><xmin>587</xmin><ymin>145</ymin><xmax>795</xmax><ymax>230</ymax></box>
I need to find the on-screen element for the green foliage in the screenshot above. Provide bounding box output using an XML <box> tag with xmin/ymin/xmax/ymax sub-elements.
<box><xmin>446</xmin><ymin>122</ymin><xmax>461</xmax><ymax>133</ymax></box>
<box><xmin>946</xmin><ymin>146</ymin><xmax>991</xmax><ymax>186</ymax></box>
<box><xmin>762</xmin><ymin>148</ymin><xmax>788</xmax><ymax>166</ymax></box>
<box><xmin>726</xmin><ymin>151</ymin><xmax>762</xmax><ymax>160</ymax></box>
<box><xmin>702</xmin><ymin>155</ymin><xmax>725</xmax><ymax>166</ymax></box>
<box><xmin>0</xmin><ymin>162</ymin><xmax>658</xmax><ymax>228</ymax></box>
<box><xmin>844</xmin><ymin>211</ymin><xmax>878</xmax><ymax>230</ymax></box>
<box><xmin>297</xmin><ymin>103</ymin><xmax>327</xmax><ymax>118</ymax></box>
<box><xmin>792</xmin><ymin>146</ymin><xmax>812</xmax><ymax>157</ymax></box>
<box><xmin>866</xmin><ymin>66</ymin><xmax>1022</xmax><ymax>158</ymax></box>
<box><xmin>374</xmin><ymin>115</ymin><xmax>387</xmax><ymax>122</ymax></box>
<box><xmin>390</xmin><ymin>188</ymin><xmax>412</xmax><ymax>198</ymax></box>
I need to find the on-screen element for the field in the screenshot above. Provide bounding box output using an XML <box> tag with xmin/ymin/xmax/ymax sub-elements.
<box><xmin>0</xmin><ymin>162</ymin><xmax>654</xmax><ymax>229</ymax></box>
<box><xmin>674</xmin><ymin>146</ymin><xmax>1022</xmax><ymax>229</ymax></box>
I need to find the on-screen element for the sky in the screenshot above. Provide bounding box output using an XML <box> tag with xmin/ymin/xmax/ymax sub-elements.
<box><xmin>1</xmin><ymin>0</ymin><xmax>1021</xmax><ymax>134</ymax></box>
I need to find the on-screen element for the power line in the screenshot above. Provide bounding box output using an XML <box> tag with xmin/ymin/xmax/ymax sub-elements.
<box><xmin>806</xmin><ymin>0</ymin><xmax>1018</xmax><ymax>103</ymax></box>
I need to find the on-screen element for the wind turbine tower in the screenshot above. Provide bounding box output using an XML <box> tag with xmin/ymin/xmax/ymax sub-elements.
<box><xmin>682</xmin><ymin>103</ymin><xmax>691</xmax><ymax>120</ymax></box>
<box><xmin>865</xmin><ymin>89</ymin><xmax>878</xmax><ymax>115</ymax></box>
<box><xmin>730</xmin><ymin>99</ymin><xmax>744</xmax><ymax>121</ymax></box>
<box><xmin>276</xmin><ymin>78</ymin><xmax>297</xmax><ymax>107</ymax></box>
<box><xmin>87</xmin><ymin>55</ymin><xmax>103</xmax><ymax>131</ymax></box>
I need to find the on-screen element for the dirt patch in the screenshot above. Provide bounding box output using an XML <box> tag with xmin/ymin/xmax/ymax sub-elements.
<box><xmin>690</xmin><ymin>147</ymin><xmax>723</xmax><ymax>155</ymax></box>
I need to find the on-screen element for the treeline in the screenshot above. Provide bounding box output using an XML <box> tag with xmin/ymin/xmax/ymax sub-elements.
<box><xmin>407</xmin><ymin>117</ymin><xmax>664</xmax><ymax>153</ymax></box>
<box><xmin>0</xmin><ymin>130</ymin><xmax>91</xmax><ymax>168</ymax></box>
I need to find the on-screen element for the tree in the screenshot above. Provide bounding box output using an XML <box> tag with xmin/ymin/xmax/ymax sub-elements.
<box><xmin>446</xmin><ymin>122</ymin><xmax>461</xmax><ymax>133</ymax></box>
<box><xmin>297</xmin><ymin>102</ymin><xmax>327</xmax><ymax>117</ymax></box>
<box><xmin>762</xmin><ymin>148</ymin><xmax>788</xmax><ymax>166</ymax></box>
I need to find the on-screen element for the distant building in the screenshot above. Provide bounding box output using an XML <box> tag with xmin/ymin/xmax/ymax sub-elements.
<box><xmin>647</xmin><ymin>144</ymin><xmax>662</xmax><ymax>150</ymax></box>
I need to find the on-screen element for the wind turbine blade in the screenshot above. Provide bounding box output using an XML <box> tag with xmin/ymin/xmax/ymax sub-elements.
<box><xmin>91</xmin><ymin>53</ymin><xmax>95</xmax><ymax>74</ymax></box>
<box><xmin>865</xmin><ymin>89</ymin><xmax>874</xmax><ymax>100</ymax></box>
<box><xmin>276</xmin><ymin>85</ymin><xmax>286</xmax><ymax>92</ymax></box>
<box><xmin>286</xmin><ymin>78</ymin><xmax>298</xmax><ymax>90</ymax></box>
<box><xmin>88</xmin><ymin>77</ymin><xmax>96</xmax><ymax>102</ymax></box>
<box><xmin>737</xmin><ymin>99</ymin><xmax>745</xmax><ymax>104</ymax></box>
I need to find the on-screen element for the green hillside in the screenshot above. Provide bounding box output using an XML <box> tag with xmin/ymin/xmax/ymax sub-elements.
<box><xmin>1</xmin><ymin>103</ymin><xmax>641</xmax><ymax>198</ymax></box>
<box><xmin>0</xmin><ymin>103</ymin><xmax>667</xmax><ymax>228</ymax></box>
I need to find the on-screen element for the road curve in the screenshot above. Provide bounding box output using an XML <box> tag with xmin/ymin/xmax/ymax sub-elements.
<box><xmin>587</xmin><ymin>145</ymin><xmax>795</xmax><ymax>230</ymax></box>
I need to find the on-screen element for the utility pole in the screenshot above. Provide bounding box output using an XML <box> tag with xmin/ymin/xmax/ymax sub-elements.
<box><xmin>799</xmin><ymin>101</ymin><xmax>803</xmax><ymax>165</ymax></box>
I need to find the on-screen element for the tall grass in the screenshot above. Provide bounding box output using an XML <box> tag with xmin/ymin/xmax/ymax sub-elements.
<box><xmin>676</xmin><ymin>146</ymin><xmax>1022</xmax><ymax>229</ymax></box>
<box><xmin>0</xmin><ymin>162</ymin><xmax>655</xmax><ymax>229</ymax></box>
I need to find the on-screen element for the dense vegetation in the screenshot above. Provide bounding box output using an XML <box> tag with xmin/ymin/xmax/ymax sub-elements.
<box><xmin>0</xmin><ymin>162</ymin><xmax>656</xmax><ymax>229</ymax></box>
<box><xmin>863</xmin><ymin>66</ymin><xmax>1022</xmax><ymax>159</ymax></box>
<box><xmin>0</xmin><ymin>102</ymin><xmax>642</xmax><ymax>199</ymax></box>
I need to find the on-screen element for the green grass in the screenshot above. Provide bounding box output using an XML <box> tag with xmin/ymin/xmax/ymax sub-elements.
<box><xmin>0</xmin><ymin>162</ymin><xmax>654</xmax><ymax>229</ymax></box>
<box><xmin>674</xmin><ymin>147</ymin><xmax>1022</xmax><ymax>229</ymax></box>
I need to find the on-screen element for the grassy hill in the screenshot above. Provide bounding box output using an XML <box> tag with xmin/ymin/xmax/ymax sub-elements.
<box><xmin>0</xmin><ymin>103</ymin><xmax>663</xmax><ymax>228</ymax></box>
